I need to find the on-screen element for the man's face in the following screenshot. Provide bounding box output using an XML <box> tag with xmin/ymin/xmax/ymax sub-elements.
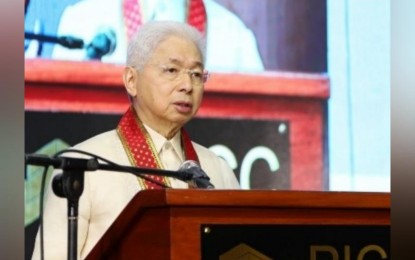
<box><xmin>131</xmin><ymin>36</ymin><xmax>204</xmax><ymax>131</ymax></box>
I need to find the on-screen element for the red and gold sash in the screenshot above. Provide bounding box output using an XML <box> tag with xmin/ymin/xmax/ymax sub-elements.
<box><xmin>116</xmin><ymin>106</ymin><xmax>199</xmax><ymax>189</ymax></box>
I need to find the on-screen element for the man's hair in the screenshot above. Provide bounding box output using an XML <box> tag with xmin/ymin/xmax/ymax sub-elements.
<box><xmin>127</xmin><ymin>21</ymin><xmax>206</xmax><ymax>69</ymax></box>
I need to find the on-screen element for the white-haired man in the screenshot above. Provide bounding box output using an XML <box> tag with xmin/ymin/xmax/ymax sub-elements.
<box><xmin>32</xmin><ymin>21</ymin><xmax>240</xmax><ymax>259</ymax></box>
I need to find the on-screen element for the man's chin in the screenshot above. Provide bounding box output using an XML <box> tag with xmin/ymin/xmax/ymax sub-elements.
<box><xmin>172</xmin><ymin>114</ymin><xmax>193</xmax><ymax>126</ymax></box>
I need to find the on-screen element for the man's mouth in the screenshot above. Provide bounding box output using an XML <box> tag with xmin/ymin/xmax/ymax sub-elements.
<box><xmin>174</xmin><ymin>102</ymin><xmax>192</xmax><ymax>113</ymax></box>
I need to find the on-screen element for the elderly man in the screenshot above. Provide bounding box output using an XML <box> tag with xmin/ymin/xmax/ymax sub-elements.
<box><xmin>32</xmin><ymin>21</ymin><xmax>239</xmax><ymax>259</ymax></box>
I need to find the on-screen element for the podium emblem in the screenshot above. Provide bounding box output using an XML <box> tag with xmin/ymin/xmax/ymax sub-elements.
<box><xmin>220</xmin><ymin>243</ymin><xmax>273</xmax><ymax>260</ymax></box>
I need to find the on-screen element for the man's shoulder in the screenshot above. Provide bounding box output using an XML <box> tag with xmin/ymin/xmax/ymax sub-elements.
<box><xmin>191</xmin><ymin>141</ymin><xmax>223</xmax><ymax>163</ymax></box>
<box><xmin>191</xmin><ymin>141</ymin><xmax>211</xmax><ymax>154</ymax></box>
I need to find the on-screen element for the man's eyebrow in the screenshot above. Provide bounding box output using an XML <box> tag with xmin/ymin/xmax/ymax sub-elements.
<box><xmin>168</xmin><ymin>58</ymin><xmax>203</xmax><ymax>68</ymax></box>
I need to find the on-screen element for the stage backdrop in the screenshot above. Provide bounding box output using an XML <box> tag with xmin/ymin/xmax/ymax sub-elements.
<box><xmin>24</xmin><ymin>1</ymin><xmax>328</xmax><ymax>258</ymax></box>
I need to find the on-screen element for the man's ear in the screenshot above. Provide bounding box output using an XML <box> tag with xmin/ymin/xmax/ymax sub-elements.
<box><xmin>123</xmin><ymin>66</ymin><xmax>138</xmax><ymax>97</ymax></box>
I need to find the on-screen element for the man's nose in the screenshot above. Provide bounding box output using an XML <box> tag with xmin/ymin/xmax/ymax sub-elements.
<box><xmin>178</xmin><ymin>71</ymin><xmax>193</xmax><ymax>92</ymax></box>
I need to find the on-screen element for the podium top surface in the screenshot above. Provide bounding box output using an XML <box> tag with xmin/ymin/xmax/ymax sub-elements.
<box><xmin>132</xmin><ymin>189</ymin><xmax>390</xmax><ymax>209</ymax></box>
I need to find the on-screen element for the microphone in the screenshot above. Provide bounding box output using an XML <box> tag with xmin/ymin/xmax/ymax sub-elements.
<box><xmin>24</xmin><ymin>32</ymin><xmax>84</xmax><ymax>49</ymax></box>
<box><xmin>86</xmin><ymin>27</ymin><xmax>117</xmax><ymax>60</ymax></box>
<box><xmin>178</xmin><ymin>160</ymin><xmax>215</xmax><ymax>189</ymax></box>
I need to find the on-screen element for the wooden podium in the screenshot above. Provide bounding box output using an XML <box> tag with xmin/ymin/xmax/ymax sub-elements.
<box><xmin>85</xmin><ymin>190</ymin><xmax>390</xmax><ymax>259</ymax></box>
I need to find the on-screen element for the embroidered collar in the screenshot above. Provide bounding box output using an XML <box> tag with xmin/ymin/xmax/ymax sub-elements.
<box><xmin>116</xmin><ymin>106</ymin><xmax>199</xmax><ymax>189</ymax></box>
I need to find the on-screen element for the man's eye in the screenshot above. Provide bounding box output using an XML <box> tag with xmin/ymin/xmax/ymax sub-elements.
<box><xmin>191</xmin><ymin>72</ymin><xmax>202</xmax><ymax>78</ymax></box>
<box><xmin>164</xmin><ymin>67</ymin><xmax>178</xmax><ymax>74</ymax></box>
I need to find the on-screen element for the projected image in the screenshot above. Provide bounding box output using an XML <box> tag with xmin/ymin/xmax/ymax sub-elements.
<box><xmin>25</xmin><ymin>0</ymin><xmax>263</xmax><ymax>72</ymax></box>
<box><xmin>24</xmin><ymin>0</ymin><xmax>327</xmax><ymax>73</ymax></box>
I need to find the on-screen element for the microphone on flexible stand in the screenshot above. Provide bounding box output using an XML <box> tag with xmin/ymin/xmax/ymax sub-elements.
<box><xmin>25</xmin><ymin>152</ymin><xmax>194</xmax><ymax>260</ymax></box>
<box><xmin>24</xmin><ymin>154</ymin><xmax>202</xmax><ymax>189</ymax></box>
<box><xmin>25</xmin><ymin>152</ymin><xmax>214</xmax><ymax>260</ymax></box>
<box><xmin>24</xmin><ymin>154</ymin><xmax>215</xmax><ymax>191</ymax></box>
<box><xmin>26</xmin><ymin>151</ymin><xmax>216</xmax><ymax>260</ymax></box>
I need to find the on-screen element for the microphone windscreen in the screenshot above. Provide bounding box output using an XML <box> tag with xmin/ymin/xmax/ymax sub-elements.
<box><xmin>178</xmin><ymin>160</ymin><xmax>200</xmax><ymax>171</ymax></box>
